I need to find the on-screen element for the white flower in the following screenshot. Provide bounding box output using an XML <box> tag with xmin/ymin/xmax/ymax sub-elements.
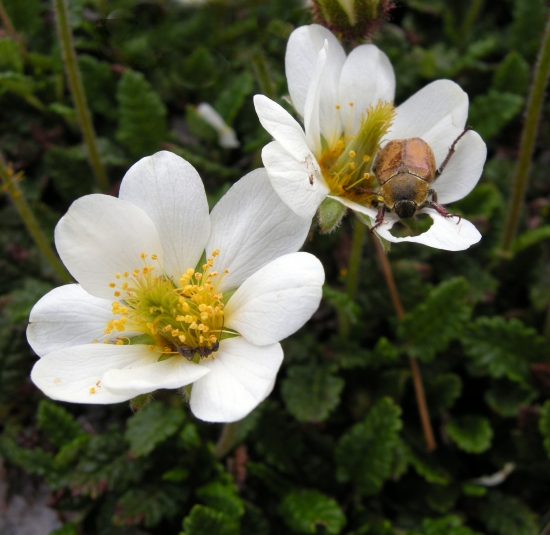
<box><xmin>27</xmin><ymin>151</ymin><xmax>324</xmax><ymax>423</ymax></box>
<box><xmin>196</xmin><ymin>103</ymin><xmax>240</xmax><ymax>149</ymax></box>
<box><xmin>254</xmin><ymin>24</ymin><xmax>487</xmax><ymax>251</ymax></box>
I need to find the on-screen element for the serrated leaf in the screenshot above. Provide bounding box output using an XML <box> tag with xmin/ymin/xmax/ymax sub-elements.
<box><xmin>409</xmin><ymin>515</ymin><xmax>482</xmax><ymax>535</ymax></box>
<box><xmin>538</xmin><ymin>400</ymin><xmax>550</xmax><ymax>459</ymax></box>
<box><xmin>336</xmin><ymin>397</ymin><xmax>402</xmax><ymax>495</ymax></box>
<box><xmin>318</xmin><ymin>197</ymin><xmax>347</xmax><ymax>233</ymax></box>
<box><xmin>45</xmin><ymin>145</ymin><xmax>94</xmax><ymax>201</ymax></box>
<box><xmin>407</xmin><ymin>447</ymin><xmax>451</xmax><ymax>485</ymax></box>
<box><xmin>398</xmin><ymin>278</ymin><xmax>471</xmax><ymax>362</ymax></box>
<box><xmin>37</xmin><ymin>400</ymin><xmax>85</xmax><ymax>449</ymax></box>
<box><xmin>125</xmin><ymin>401</ymin><xmax>185</xmax><ymax>457</ymax></box>
<box><xmin>510</xmin><ymin>0</ymin><xmax>547</xmax><ymax>59</ymax></box>
<box><xmin>281</xmin><ymin>364</ymin><xmax>344</xmax><ymax>423</ymax></box>
<box><xmin>78</xmin><ymin>55</ymin><xmax>117</xmax><ymax>118</ymax></box>
<box><xmin>180</xmin><ymin>46</ymin><xmax>218</xmax><ymax>89</ymax></box>
<box><xmin>278</xmin><ymin>489</ymin><xmax>346</xmax><ymax>534</ymax></box>
<box><xmin>485</xmin><ymin>380</ymin><xmax>537</xmax><ymax>417</ymax></box>
<box><xmin>323</xmin><ymin>286</ymin><xmax>360</xmax><ymax>328</ymax></box>
<box><xmin>463</xmin><ymin>316</ymin><xmax>549</xmax><ymax>385</ymax></box>
<box><xmin>196</xmin><ymin>482</ymin><xmax>244</xmax><ymax>519</ymax></box>
<box><xmin>181</xmin><ymin>505</ymin><xmax>239</xmax><ymax>535</ymax></box>
<box><xmin>116</xmin><ymin>69</ymin><xmax>167</xmax><ymax>157</ymax></box>
<box><xmin>446</xmin><ymin>416</ymin><xmax>493</xmax><ymax>453</ymax></box>
<box><xmin>335</xmin><ymin>337</ymin><xmax>401</xmax><ymax>370</ymax></box>
<box><xmin>492</xmin><ymin>51</ymin><xmax>529</xmax><ymax>96</ymax></box>
<box><xmin>115</xmin><ymin>485</ymin><xmax>184</xmax><ymax>527</ymax></box>
<box><xmin>214</xmin><ymin>71</ymin><xmax>254</xmax><ymax>124</ymax></box>
<box><xmin>477</xmin><ymin>491</ymin><xmax>538</xmax><ymax>535</ymax></box>
<box><xmin>425</xmin><ymin>373</ymin><xmax>462</xmax><ymax>416</ymax></box>
<box><xmin>0</xmin><ymin>38</ymin><xmax>23</xmax><ymax>73</ymax></box>
<box><xmin>469</xmin><ymin>90</ymin><xmax>524</xmax><ymax>141</ymax></box>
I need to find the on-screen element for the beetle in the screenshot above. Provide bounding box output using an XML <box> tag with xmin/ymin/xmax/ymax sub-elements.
<box><xmin>177</xmin><ymin>339</ymin><xmax>220</xmax><ymax>360</ymax></box>
<box><xmin>364</xmin><ymin>127</ymin><xmax>471</xmax><ymax>231</ymax></box>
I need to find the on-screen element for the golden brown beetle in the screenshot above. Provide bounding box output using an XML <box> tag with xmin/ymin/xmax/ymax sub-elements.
<box><xmin>365</xmin><ymin>127</ymin><xmax>471</xmax><ymax>231</ymax></box>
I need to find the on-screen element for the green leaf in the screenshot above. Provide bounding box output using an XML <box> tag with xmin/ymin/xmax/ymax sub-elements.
<box><xmin>50</xmin><ymin>523</ymin><xmax>78</xmax><ymax>535</ymax></box>
<box><xmin>453</xmin><ymin>183</ymin><xmax>503</xmax><ymax>220</ymax></box>
<box><xmin>78</xmin><ymin>55</ymin><xmax>117</xmax><ymax>118</ymax></box>
<box><xmin>181</xmin><ymin>505</ymin><xmax>239</xmax><ymax>535</ymax></box>
<box><xmin>115</xmin><ymin>485</ymin><xmax>184</xmax><ymax>527</ymax></box>
<box><xmin>278</xmin><ymin>489</ymin><xmax>346</xmax><ymax>534</ymax></box>
<box><xmin>513</xmin><ymin>226</ymin><xmax>550</xmax><ymax>253</ymax></box>
<box><xmin>180</xmin><ymin>46</ymin><xmax>218</xmax><ymax>89</ymax></box>
<box><xmin>196</xmin><ymin>482</ymin><xmax>245</xmax><ymax>519</ymax></box>
<box><xmin>116</xmin><ymin>69</ymin><xmax>167</xmax><ymax>157</ymax></box>
<box><xmin>4</xmin><ymin>278</ymin><xmax>53</xmax><ymax>323</ymax></box>
<box><xmin>323</xmin><ymin>286</ymin><xmax>360</xmax><ymax>328</ymax></box>
<box><xmin>485</xmin><ymin>380</ymin><xmax>537</xmax><ymax>417</ymax></box>
<box><xmin>37</xmin><ymin>400</ymin><xmax>85</xmax><ymax>449</ymax></box>
<box><xmin>247</xmin><ymin>461</ymin><xmax>293</xmax><ymax>496</ymax></box>
<box><xmin>407</xmin><ymin>447</ymin><xmax>451</xmax><ymax>485</ymax></box>
<box><xmin>510</xmin><ymin>0</ymin><xmax>547</xmax><ymax>59</ymax></box>
<box><xmin>468</xmin><ymin>90</ymin><xmax>524</xmax><ymax>141</ymax></box>
<box><xmin>446</xmin><ymin>416</ymin><xmax>493</xmax><ymax>453</ymax></box>
<box><xmin>398</xmin><ymin>278</ymin><xmax>471</xmax><ymax>362</ymax></box>
<box><xmin>425</xmin><ymin>373</ymin><xmax>462</xmax><ymax>416</ymax></box>
<box><xmin>409</xmin><ymin>515</ymin><xmax>482</xmax><ymax>535</ymax></box>
<box><xmin>492</xmin><ymin>51</ymin><xmax>530</xmax><ymax>96</ymax></box>
<box><xmin>336</xmin><ymin>397</ymin><xmax>402</xmax><ymax>495</ymax></box>
<box><xmin>125</xmin><ymin>401</ymin><xmax>185</xmax><ymax>457</ymax></box>
<box><xmin>463</xmin><ymin>316</ymin><xmax>549</xmax><ymax>385</ymax></box>
<box><xmin>335</xmin><ymin>337</ymin><xmax>401</xmax><ymax>370</ymax></box>
<box><xmin>0</xmin><ymin>72</ymin><xmax>43</xmax><ymax>108</ymax></box>
<box><xmin>214</xmin><ymin>71</ymin><xmax>254</xmax><ymax>124</ymax></box>
<box><xmin>477</xmin><ymin>491</ymin><xmax>538</xmax><ymax>535</ymax></box>
<box><xmin>281</xmin><ymin>364</ymin><xmax>344</xmax><ymax>422</ymax></box>
<box><xmin>318</xmin><ymin>197</ymin><xmax>347</xmax><ymax>233</ymax></box>
<box><xmin>0</xmin><ymin>38</ymin><xmax>23</xmax><ymax>73</ymax></box>
<box><xmin>2</xmin><ymin>0</ymin><xmax>42</xmax><ymax>35</ymax></box>
<box><xmin>538</xmin><ymin>400</ymin><xmax>550</xmax><ymax>459</ymax></box>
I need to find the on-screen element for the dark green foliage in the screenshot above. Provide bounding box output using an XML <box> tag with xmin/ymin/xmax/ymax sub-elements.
<box><xmin>538</xmin><ymin>400</ymin><xmax>550</xmax><ymax>458</ymax></box>
<box><xmin>78</xmin><ymin>55</ymin><xmax>118</xmax><ymax>118</ymax></box>
<box><xmin>408</xmin><ymin>515</ymin><xmax>482</xmax><ymax>535</ymax></box>
<box><xmin>125</xmin><ymin>401</ymin><xmax>186</xmax><ymax>457</ymax></box>
<box><xmin>196</xmin><ymin>482</ymin><xmax>245</xmax><ymax>519</ymax></box>
<box><xmin>425</xmin><ymin>373</ymin><xmax>462</xmax><ymax>416</ymax></box>
<box><xmin>463</xmin><ymin>317</ymin><xmax>549</xmax><ymax>385</ymax></box>
<box><xmin>37</xmin><ymin>400</ymin><xmax>85</xmax><ymax>448</ymax></box>
<box><xmin>492</xmin><ymin>51</ymin><xmax>530</xmax><ymax>96</ymax></box>
<box><xmin>398</xmin><ymin>278</ymin><xmax>471</xmax><ymax>362</ymax></box>
<box><xmin>116</xmin><ymin>69</ymin><xmax>167</xmax><ymax>157</ymax></box>
<box><xmin>510</xmin><ymin>0</ymin><xmax>547</xmax><ymax>59</ymax></box>
<box><xmin>336</xmin><ymin>397</ymin><xmax>402</xmax><ymax>495</ymax></box>
<box><xmin>278</xmin><ymin>489</ymin><xmax>346</xmax><ymax>534</ymax></box>
<box><xmin>281</xmin><ymin>364</ymin><xmax>344</xmax><ymax>422</ymax></box>
<box><xmin>446</xmin><ymin>416</ymin><xmax>493</xmax><ymax>453</ymax></box>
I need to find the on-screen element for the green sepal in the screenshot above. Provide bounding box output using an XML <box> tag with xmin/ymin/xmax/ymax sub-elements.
<box><xmin>129</xmin><ymin>393</ymin><xmax>153</xmax><ymax>412</ymax></box>
<box><xmin>318</xmin><ymin>197</ymin><xmax>347</xmax><ymax>234</ymax></box>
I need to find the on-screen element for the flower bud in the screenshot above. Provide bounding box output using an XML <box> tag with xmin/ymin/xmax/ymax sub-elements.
<box><xmin>311</xmin><ymin>0</ymin><xmax>395</xmax><ymax>42</ymax></box>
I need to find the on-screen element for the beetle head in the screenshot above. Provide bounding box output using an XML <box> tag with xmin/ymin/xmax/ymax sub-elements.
<box><xmin>394</xmin><ymin>200</ymin><xmax>418</xmax><ymax>219</ymax></box>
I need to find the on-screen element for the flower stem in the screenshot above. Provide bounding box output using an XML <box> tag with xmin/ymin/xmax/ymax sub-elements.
<box><xmin>339</xmin><ymin>221</ymin><xmax>366</xmax><ymax>337</ymax></box>
<box><xmin>500</xmin><ymin>15</ymin><xmax>550</xmax><ymax>255</ymax></box>
<box><xmin>0</xmin><ymin>158</ymin><xmax>72</xmax><ymax>283</ymax></box>
<box><xmin>371</xmin><ymin>235</ymin><xmax>436</xmax><ymax>452</ymax></box>
<box><xmin>53</xmin><ymin>0</ymin><xmax>108</xmax><ymax>192</ymax></box>
<box><xmin>214</xmin><ymin>421</ymin><xmax>240</xmax><ymax>459</ymax></box>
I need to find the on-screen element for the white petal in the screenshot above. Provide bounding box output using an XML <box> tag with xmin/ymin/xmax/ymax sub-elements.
<box><xmin>55</xmin><ymin>195</ymin><xmax>163</xmax><ymax>300</ymax></box>
<box><xmin>328</xmin><ymin>195</ymin><xmax>379</xmax><ymax>219</ymax></box>
<box><xmin>303</xmin><ymin>42</ymin><xmax>328</xmax><ymax>154</ymax></box>
<box><xmin>31</xmin><ymin>344</ymin><xmax>157</xmax><ymax>404</ymax></box>
<box><xmin>225</xmin><ymin>252</ymin><xmax>324</xmax><ymax>346</ymax></box>
<box><xmin>374</xmin><ymin>209</ymin><xmax>482</xmax><ymax>251</ymax></box>
<box><xmin>101</xmin><ymin>356</ymin><xmax>209</xmax><ymax>397</ymax></box>
<box><xmin>118</xmin><ymin>151</ymin><xmax>210</xmax><ymax>279</ymax></box>
<box><xmin>433</xmin><ymin>130</ymin><xmax>487</xmax><ymax>204</ymax></box>
<box><xmin>27</xmin><ymin>284</ymin><xmax>137</xmax><ymax>357</ymax></box>
<box><xmin>389</xmin><ymin>80</ymin><xmax>469</xmax><ymax>165</ymax></box>
<box><xmin>189</xmin><ymin>337</ymin><xmax>283</xmax><ymax>423</ymax></box>
<box><xmin>196</xmin><ymin>103</ymin><xmax>240</xmax><ymax>148</ymax></box>
<box><xmin>207</xmin><ymin>168</ymin><xmax>313</xmax><ymax>293</ymax></box>
<box><xmin>338</xmin><ymin>45</ymin><xmax>396</xmax><ymax>135</ymax></box>
<box><xmin>286</xmin><ymin>24</ymin><xmax>346</xmax><ymax>119</ymax></box>
<box><xmin>262</xmin><ymin>141</ymin><xmax>329</xmax><ymax>220</ymax></box>
<box><xmin>253</xmin><ymin>95</ymin><xmax>313</xmax><ymax>163</ymax></box>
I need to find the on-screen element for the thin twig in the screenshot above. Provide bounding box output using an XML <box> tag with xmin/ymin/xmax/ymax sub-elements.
<box><xmin>372</xmin><ymin>235</ymin><xmax>436</xmax><ymax>451</ymax></box>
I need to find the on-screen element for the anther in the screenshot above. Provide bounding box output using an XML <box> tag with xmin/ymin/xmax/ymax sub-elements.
<box><xmin>349</xmin><ymin>150</ymin><xmax>356</xmax><ymax>157</ymax></box>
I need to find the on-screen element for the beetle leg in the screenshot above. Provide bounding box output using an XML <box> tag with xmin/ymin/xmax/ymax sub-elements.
<box><xmin>424</xmin><ymin>201</ymin><xmax>462</xmax><ymax>224</ymax></box>
<box><xmin>371</xmin><ymin>205</ymin><xmax>387</xmax><ymax>232</ymax></box>
<box><xmin>434</xmin><ymin>126</ymin><xmax>472</xmax><ymax>178</ymax></box>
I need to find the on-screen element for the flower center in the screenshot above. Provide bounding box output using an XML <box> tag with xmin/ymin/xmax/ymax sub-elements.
<box><xmin>318</xmin><ymin>100</ymin><xmax>395</xmax><ymax>205</ymax></box>
<box><xmin>104</xmin><ymin>250</ymin><xmax>226</xmax><ymax>358</ymax></box>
